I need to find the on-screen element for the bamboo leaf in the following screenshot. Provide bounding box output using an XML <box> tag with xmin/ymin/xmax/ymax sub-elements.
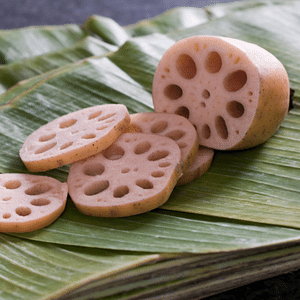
<box><xmin>83</xmin><ymin>15</ymin><xmax>130</xmax><ymax>46</ymax></box>
<box><xmin>11</xmin><ymin>203</ymin><xmax>300</xmax><ymax>253</ymax></box>
<box><xmin>125</xmin><ymin>7</ymin><xmax>210</xmax><ymax>37</ymax></box>
<box><xmin>2</xmin><ymin>232</ymin><xmax>300</xmax><ymax>300</ymax></box>
<box><xmin>109</xmin><ymin>33</ymin><xmax>175</xmax><ymax>92</ymax></box>
<box><xmin>0</xmin><ymin>234</ymin><xmax>157</xmax><ymax>300</ymax></box>
<box><xmin>0</xmin><ymin>25</ymin><xmax>89</xmax><ymax>64</ymax></box>
<box><xmin>0</xmin><ymin>37</ymin><xmax>117</xmax><ymax>94</ymax></box>
<box><xmin>1</xmin><ymin>1</ymin><xmax>300</xmax><ymax>299</ymax></box>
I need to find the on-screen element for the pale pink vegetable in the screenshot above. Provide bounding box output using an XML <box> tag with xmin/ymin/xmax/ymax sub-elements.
<box><xmin>177</xmin><ymin>146</ymin><xmax>214</xmax><ymax>186</ymax></box>
<box><xmin>152</xmin><ymin>35</ymin><xmax>290</xmax><ymax>150</ymax></box>
<box><xmin>0</xmin><ymin>173</ymin><xmax>68</xmax><ymax>233</ymax></box>
<box><xmin>128</xmin><ymin>112</ymin><xmax>198</xmax><ymax>172</ymax></box>
<box><xmin>20</xmin><ymin>104</ymin><xmax>130</xmax><ymax>172</ymax></box>
<box><xmin>67</xmin><ymin>132</ymin><xmax>182</xmax><ymax>217</ymax></box>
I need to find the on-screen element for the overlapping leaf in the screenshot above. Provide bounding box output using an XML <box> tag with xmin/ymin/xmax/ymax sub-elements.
<box><xmin>0</xmin><ymin>37</ymin><xmax>117</xmax><ymax>94</ymax></box>
<box><xmin>0</xmin><ymin>24</ymin><xmax>89</xmax><ymax>64</ymax></box>
<box><xmin>1</xmin><ymin>1</ymin><xmax>300</xmax><ymax>299</ymax></box>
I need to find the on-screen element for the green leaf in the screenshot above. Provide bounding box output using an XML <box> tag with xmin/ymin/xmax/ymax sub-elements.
<box><xmin>1</xmin><ymin>1</ymin><xmax>300</xmax><ymax>299</ymax></box>
<box><xmin>125</xmin><ymin>7</ymin><xmax>210</xmax><ymax>37</ymax></box>
<box><xmin>83</xmin><ymin>15</ymin><xmax>130</xmax><ymax>46</ymax></box>
<box><xmin>0</xmin><ymin>233</ymin><xmax>157</xmax><ymax>300</ymax></box>
<box><xmin>0</xmin><ymin>37</ymin><xmax>117</xmax><ymax>94</ymax></box>
<box><xmin>109</xmin><ymin>33</ymin><xmax>175</xmax><ymax>92</ymax></box>
<box><xmin>0</xmin><ymin>24</ymin><xmax>89</xmax><ymax>64</ymax></box>
<box><xmin>11</xmin><ymin>203</ymin><xmax>300</xmax><ymax>253</ymax></box>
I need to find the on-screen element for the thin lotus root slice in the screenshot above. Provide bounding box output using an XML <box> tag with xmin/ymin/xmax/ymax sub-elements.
<box><xmin>20</xmin><ymin>104</ymin><xmax>130</xmax><ymax>172</ymax></box>
<box><xmin>177</xmin><ymin>146</ymin><xmax>214</xmax><ymax>186</ymax></box>
<box><xmin>128</xmin><ymin>112</ymin><xmax>198</xmax><ymax>173</ymax></box>
<box><xmin>152</xmin><ymin>35</ymin><xmax>290</xmax><ymax>150</ymax></box>
<box><xmin>67</xmin><ymin>132</ymin><xmax>182</xmax><ymax>217</ymax></box>
<box><xmin>0</xmin><ymin>173</ymin><xmax>68</xmax><ymax>233</ymax></box>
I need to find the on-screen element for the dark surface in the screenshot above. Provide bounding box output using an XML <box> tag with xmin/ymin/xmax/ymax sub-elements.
<box><xmin>0</xmin><ymin>0</ymin><xmax>236</xmax><ymax>29</ymax></box>
<box><xmin>1</xmin><ymin>0</ymin><xmax>299</xmax><ymax>299</ymax></box>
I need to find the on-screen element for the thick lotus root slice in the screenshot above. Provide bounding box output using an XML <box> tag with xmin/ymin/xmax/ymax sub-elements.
<box><xmin>177</xmin><ymin>146</ymin><xmax>214</xmax><ymax>186</ymax></box>
<box><xmin>0</xmin><ymin>173</ymin><xmax>68</xmax><ymax>233</ymax></box>
<box><xmin>152</xmin><ymin>35</ymin><xmax>290</xmax><ymax>150</ymax></box>
<box><xmin>19</xmin><ymin>104</ymin><xmax>130</xmax><ymax>172</ymax></box>
<box><xmin>129</xmin><ymin>112</ymin><xmax>198</xmax><ymax>172</ymax></box>
<box><xmin>67</xmin><ymin>132</ymin><xmax>182</xmax><ymax>217</ymax></box>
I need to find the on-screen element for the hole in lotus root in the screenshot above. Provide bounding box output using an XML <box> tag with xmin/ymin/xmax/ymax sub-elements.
<box><xmin>178</xmin><ymin>142</ymin><xmax>187</xmax><ymax>148</ymax></box>
<box><xmin>159</xmin><ymin>162</ymin><xmax>171</xmax><ymax>167</ymax></box>
<box><xmin>82</xmin><ymin>133</ymin><xmax>96</xmax><ymax>139</ymax></box>
<box><xmin>97</xmin><ymin>125</ymin><xmax>108</xmax><ymax>131</ymax></box>
<box><xmin>175</xmin><ymin>106</ymin><xmax>190</xmax><ymax>119</ymax></box>
<box><xmin>4</xmin><ymin>180</ymin><xmax>21</xmax><ymax>189</ymax></box>
<box><xmin>98</xmin><ymin>113</ymin><xmax>115</xmax><ymax>122</ymax></box>
<box><xmin>226</xmin><ymin>101</ymin><xmax>245</xmax><ymax>118</ymax></box>
<box><xmin>148</xmin><ymin>150</ymin><xmax>169</xmax><ymax>161</ymax></box>
<box><xmin>84</xmin><ymin>163</ymin><xmax>105</xmax><ymax>176</ymax></box>
<box><xmin>35</xmin><ymin>142</ymin><xmax>57</xmax><ymax>154</ymax></box>
<box><xmin>223</xmin><ymin>70</ymin><xmax>247</xmax><ymax>92</ymax></box>
<box><xmin>103</xmin><ymin>144</ymin><xmax>125</xmax><ymax>160</ymax></box>
<box><xmin>151</xmin><ymin>121</ymin><xmax>168</xmax><ymax>134</ymax></box>
<box><xmin>2</xmin><ymin>197</ymin><xmax>12</xmax><ymax>201</ymax></box>
<box><xmin>121</xmin><ymin>167</ymin><xmax>130</xmax><ymax>174</ymax></box>
<box><xmin>151</xmin><ymin>171</ymin><xmax>165</xmax><ymax>178</ymax></box>
<box><xmin>84</xmin><ymin>180</ymin><xmax>109</xmax><ymax>196</ymax></box>
<box><xmin>25</xmin><ymin>183</ymin><xmax>52</xmax><ymax>196</ymax></box>
<box><xmin>59</xmin><ymin>119</ymin><xmax>77</xmax><ymax>129</ymax></box>
<box><xmin>166</xmin><ymin>130</ymin><xmax>185</xmax><ymax>141</ymax></box>
<box><xmin>39</xmin><ymin>133</ymin><xmax>56</xmax><ymax>142</ymax></box>
<box><xmin>89</xmin><ymin>110</ymin><xmax>102</xmax><ymax>120</ymax></box>
<box><xmin>205</xmin><ymin>52</ymin><xmax>222</xmax><ymax>73</ymax></box>
<box><xmin>202</xmin><ymin>89</ymin><xmax>210</xmax><ymax>99</ymax></box>
<box><xmin>202</xmin><ymin>124</ymin><xmax>211</xmax><ymax>139</ymax></box>
<box><xmin>30</xmin><ymin>198</ymin><xmax>51</xmax><ymax>206</ymax></box>
<box><xmin>215</xmin><ymin>116</ymin><xmax>229</xmax><ymax>139</ymax></box>
<box><xmin>136</xmin><ymin>179</ymin><xmax>154</xmax><ymax>189</ymax></box>
<box><xmin>176</xmin><ymin>54</ymin><xmax>197</xmax><ymax>79</ymax></box>
<box><xmin>16</xmin><ymin>207</ymin><xmax>31</xmax><ymax>217</ymax></box>
<box><xmin>106</xmin><ymin>119</ymin><xmax>115</xmax><ymax>124</ymax></box>
<box><xmin>164</xmin><ymin>84</ymin><xmax>183</xmax><ymax>100</ymax></box>
<box><xmin>3</xmin><ymin>213</ymin><xmax>11</xmax><ymax>219</ymax></box>
<box><xmin>60</xmin><ymin>141</ymin><xmax>73</xmax><ymax>150</ymax></box>
<box><xmin>134</xmin><ymin>141</ymin><xmax>151</xmax><ymax>155</ymax></box>
<box><xmin>113</xmin><ymin>186</ymin><xmax>129</xmax><ymax>198</ymax></box>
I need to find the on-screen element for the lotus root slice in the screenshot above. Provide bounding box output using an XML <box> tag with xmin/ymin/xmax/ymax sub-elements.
<box><xmin>67</xmin><ymin>132</ymin><xmax>182</xmax><ymax>217</ymax></box>
<box><xmin>20</xmin><ymin>104</ymin><xmax>130</xmax><ymax>172</ymax></box>
<box><xmin>128</xmin><ymin>112</ymin><xmax>198</xmax><ymax>173</ymax></box>
<box><xmin>0</xmin><ymin>173</ymin><xmax>68</xmax><ymax>233</ymax></box>
<box><xmin>177</xmin><ymin>146</ymin><xmax>214</xmax><ymax>186</ymax></box>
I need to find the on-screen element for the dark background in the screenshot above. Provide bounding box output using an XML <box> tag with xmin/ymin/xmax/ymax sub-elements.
<box><xmin>1</xmin><ymin>0</ymin><xmax>299</xmax><ymax>299</ymax></box>
<box><xmin>1</xmin><ymin>0</ymin><xmax>239</xmax><ymax>29</ymax></box>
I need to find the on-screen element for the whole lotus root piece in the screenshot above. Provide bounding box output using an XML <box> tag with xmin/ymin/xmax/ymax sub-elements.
<box><xmin>152</xmin><ymin>35</ymin><xmax>290</xmax><ymax>150</ymax></box>
<box><xmin>20</xmin><ymin>104</ymin><xmax>130</xmax><ymax>172</ymax></box>
<box><xmin>0</xmin><ymin>173</ymin><xmax>68</xmax><ymax>233</ymax></box>
<box><xmin>128</xmin><ymin>112</ymin><xmax>198</xmax><ymax>172</ymax></box>
<box><xmin>67</xmin><ymin>132</ymin><xmax>182</xmax><ymax>217</ymax></box>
